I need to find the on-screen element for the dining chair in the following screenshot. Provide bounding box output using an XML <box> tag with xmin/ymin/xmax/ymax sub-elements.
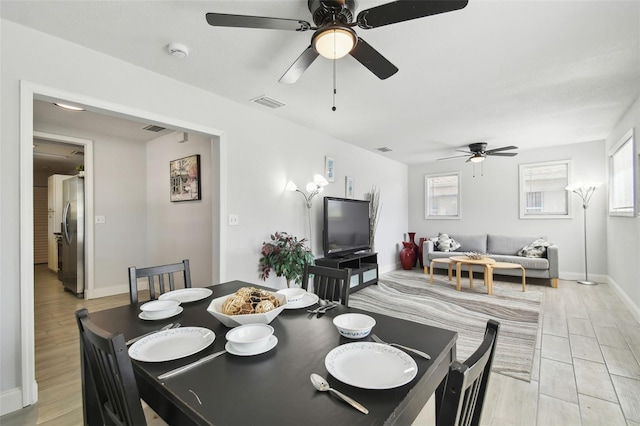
<box><xmin>437</xmin><ymin>319</ymin><xmax>500</xmax><ymax>426</ymax></box>
<box><xmin>301</xmin><ymin>264</ymin><xmax>352</xmax><ymax>306</ymax></box>
<box><xmin>128</xmin><ymin>259</ymin><xmax>192</xmax><ymax>305</ymax></box>
<box><xmin>75</xmin><ymin>308</ymin><xmax>147</xmax><ymax>426</ymax></box>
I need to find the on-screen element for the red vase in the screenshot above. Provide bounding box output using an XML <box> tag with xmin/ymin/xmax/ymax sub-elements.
<box><xmin>418</xmin><ymin>237</ymin><xmax>426</xmax><ymax>269</ymax></box>
<box><xmin>408</xmin><ymin>232</ymin><xmax>419</xmax><ymax>267</ymax></box>
<box><xmin>400</xmin><ymin>241</ymin><xmax>416</xmax><ymax>270</ymax></box>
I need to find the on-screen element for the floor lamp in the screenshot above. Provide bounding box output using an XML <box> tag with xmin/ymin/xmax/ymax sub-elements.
<box><xmin>566</xmin><ymin>182</ymin><xmax>601</xmax><ymax>285</ymax></box>
<box><xmin>286</xmin><ymin>174</ymin><xmax>328</xmax><ymax>250</ymax></box>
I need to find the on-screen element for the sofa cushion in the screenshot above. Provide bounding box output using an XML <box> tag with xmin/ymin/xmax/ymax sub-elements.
<box><xmin>488</xmin><ymin>235</ymin><xmax>545</xmax><ymax>256</ymax></box>
<box><xmin>435</xmin><ymin>233</ymin><xmax>461</xmax><ymax>252</ymax></box>
<box><xmin>517</xmin><ymin>238</ymin><xmax>552</xmax><ymax>258</ymax></box>
<box><xmin>490</xmin><ymin>254</ymin><xmax>549</xmax><ymax>270</ymax></box>
<box><xmin>450</xmin><ymin>234</ymin><xmax>487</xmax><ymax>253</ymax></box>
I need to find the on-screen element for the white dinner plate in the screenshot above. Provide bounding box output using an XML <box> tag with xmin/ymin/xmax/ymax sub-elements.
<box><xmin>128</xmin><ymin>327</ymin><xmax>215</xmax><ymax>362</ymax></box>
<box><xmin>158</xmin><ymin>288</ymin><xmax>213</xmax><ymax>303</ymax></box>
<box><xmin>138</xmin><ymin>306</ymin><xmax>183</xmax><ymax>321</ymax></box>
<box><xmin>225</xmin><ymin>335</ymin><xmax>278</xmax><ymax>356</ymax></box>
<box><xmin>325</xmin><ymin>342</ymin><xmax>418</xmax><ymax>389</ymax></box>
<box><xmin>283</xmin><ymin>292</ymin><xmax>319</xmax><ymax>309</ymax></box>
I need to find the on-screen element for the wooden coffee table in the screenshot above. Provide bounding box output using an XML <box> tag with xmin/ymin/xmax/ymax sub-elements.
<box><xmin>486</xmin><ymin>262</ymin><xmax>526</xmax><ymax>294</ymax></box>
<box><xmin>449</xmin><ymin>256</ymin><xmax>496</xmax><ymax>293</ymax></box>
<box><xmin>428</xmin><ymin>258</ymin><xmax>455</xmax><ymax>284</ymax></box>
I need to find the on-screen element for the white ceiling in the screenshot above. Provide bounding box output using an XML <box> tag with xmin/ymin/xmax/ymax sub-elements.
<box><xmin>4</xmin><ymin>0</ymin><xmax>639</xmax><ymax>164</ymax></box>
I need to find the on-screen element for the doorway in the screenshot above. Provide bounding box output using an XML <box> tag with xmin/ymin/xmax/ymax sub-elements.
<box><xmin>20</xmin><ymin>82</ymin><xmax>227</xmax><ymax>406</ymax></box>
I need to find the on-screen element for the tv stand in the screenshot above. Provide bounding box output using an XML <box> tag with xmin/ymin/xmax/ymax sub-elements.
<box><xmin>315</xmin><ymin>252</ymin><xmax>378</xmax><ymax>293</ymax></box>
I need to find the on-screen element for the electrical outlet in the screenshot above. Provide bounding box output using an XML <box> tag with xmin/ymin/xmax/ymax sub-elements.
<box><xmin>95</xmin><ymin>215</ymin><xmax>106</xmax><ymax>224</ymax></box>
<box><xmin>228</xmin><ymin>214</ymin><xmax>239</xmax><ymax>226</ymax></box>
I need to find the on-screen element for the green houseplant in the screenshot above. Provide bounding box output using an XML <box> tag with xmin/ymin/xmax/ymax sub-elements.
<box><xmin>259</xmin><ymin>232</ymin><xmax>314</xmax><ymax>288</ymax></box>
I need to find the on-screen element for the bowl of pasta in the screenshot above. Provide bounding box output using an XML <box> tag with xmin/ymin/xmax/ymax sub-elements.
<box><xmin>207</xmin><ymin>287</ymin><xmax>287</xmax><ymax>327</ymax></box>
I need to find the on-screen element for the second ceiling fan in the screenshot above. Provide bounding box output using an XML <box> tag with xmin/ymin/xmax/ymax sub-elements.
<box><xmin>206</xmin><ymin>0</ymin><xmax>469</xmax><ymax>84</ymax></box>
<box><xmin>438</xmin><ymin>142</ymin><xmax>519</xmax><ymax>163</ymax></box>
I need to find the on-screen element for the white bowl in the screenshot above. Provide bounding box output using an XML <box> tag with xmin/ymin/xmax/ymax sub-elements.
<box><xmin>207</xmin><ymin>291</ymin><xmax>287</xmax><ymax>328</ymax></box>
<box><xmin>140</xmin><ymin>300</ymin><xmax>180</xmax><ymax>319</ymax></box>
<box><xmin>225</xmin><ymin>323</ymin><xmax>274</xmax><ymax>352</ymax></box>
<box><xmin>333</xmin><ymin>313</ymin><xmax>376</xmax><ymax>339</ymax></box>
<box><xmin>276</xmin><ymin>288</ymin><xmax>307</xmax><ymax>303</ymax></box>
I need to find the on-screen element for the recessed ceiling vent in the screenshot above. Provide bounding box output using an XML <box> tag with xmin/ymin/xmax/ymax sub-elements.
<box><xmin>143</xmin><ymin>124</ymin><xmax>167</xmax><ymax>132</ymax></box>
<box><xmin>70</xmin><ymin>150</ymin><xmax>84</xmax><ymax>156</ymax></box>
<box><xmin>251</xmin><ymin>95</ymin><xmax>285</xmax><ymax>109</ymax></box>
<box><xmin>377</xmin><ymin>147</ymin><xmax>393</xmax><ymax>152</ymax></box>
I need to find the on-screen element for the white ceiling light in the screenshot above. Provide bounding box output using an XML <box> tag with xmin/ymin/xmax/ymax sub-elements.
<box><xmin>167</xmin><ymin>43</ymin><xmax>189</xmax><ymax>58</ymax></box>
<box><xmin>469</xmin><ymin>154</ymin><xmax>486</xmax><ymax>163</ymax></box>
<box><xmin>312</xmin><ymin>26</ymin><xmax>356</xmax><ymax>59</ymax></box>
<box><xmin>54</xmin><ymin>102</ymin><xmax>85</xmax><ymax>111</ymax></box>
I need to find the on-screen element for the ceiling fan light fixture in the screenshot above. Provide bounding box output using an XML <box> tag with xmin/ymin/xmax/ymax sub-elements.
<box><xmin>312</xmin><ymin>26</ymin><xmax>356</xmax><ymax>59</ymax></box>
<box><xmin>469</xmin><ymin>154</ymin><xmax>486</xmax><ymax>163</ymax></box>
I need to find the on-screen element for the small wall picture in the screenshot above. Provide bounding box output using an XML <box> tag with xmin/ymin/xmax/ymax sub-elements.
<box><xmin>325</xmin><ymin>156</ymin><xmax>335</xmax><ymax>182</ymax></box>
<box><xmin>170</xmin><ymin>154</ymin><xmax>201</xmax><ymax>202</ymax></box>
<box><xmin>345</xmin><ymin>176</ymin><xmax>354</xmax><ymax>198</ymax></box>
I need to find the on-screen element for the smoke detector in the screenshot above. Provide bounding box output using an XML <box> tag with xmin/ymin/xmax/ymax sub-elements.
<box><xmin>167</xmin><ymin>43</ymin><xmax>189</xmax><ymax>58</ymax></box>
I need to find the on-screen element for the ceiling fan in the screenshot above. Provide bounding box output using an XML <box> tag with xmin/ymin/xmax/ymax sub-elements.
<box><xmin>205</xmin><ymin>0</ymin><xmax>469</xmax><ymax>84</ymax></box>
<box><xmin>438</xmin><ymin>142</ymin><xmax>519</xmax><ymax>163</ymax></box>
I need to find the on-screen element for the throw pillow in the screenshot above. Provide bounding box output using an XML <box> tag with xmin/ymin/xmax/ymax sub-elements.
<box><xmin>518</xmin><ymin>238</ymin><xmax>552</xmax><ymax>258</ymax></box>
<box><xmin>436</xmin><ymin>233</ymin><xmax>461</xmax><ymax>252</ymax></box>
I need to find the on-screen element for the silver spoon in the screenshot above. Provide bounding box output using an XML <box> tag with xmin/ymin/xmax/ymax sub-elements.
<box><xmin>310</xmin><ymin>373</ymin><xmax>368</xmax><ymax>414</ymax></box>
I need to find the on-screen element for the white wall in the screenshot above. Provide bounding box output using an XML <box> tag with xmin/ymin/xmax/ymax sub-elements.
<box><xmin>0</xmin><ymin>20</ymin><xmax>408</xmax><ymax>410</ymax></box>
<box><xmin>408</xmin><ymin>140</ymin><xmax>607</xmax><ymax>280</ymax></box>
<box><xmin>605</xmin><ymin>96</ymin><xmax>640</xmax><ymax>319</ymax></box>
<box><xmin>146</xmin><ymin>132</ymin><xmax>215</xmax><ymax>287</ymax></box>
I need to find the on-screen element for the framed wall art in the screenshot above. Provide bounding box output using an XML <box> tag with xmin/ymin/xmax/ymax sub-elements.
<box><xmin>345</xmin><ymin>176</ymin><xmax>354</xmax><ymax>198</ymax></box>
<box><xmin>170</xmin><ymin>154</ymin><xmax>201</xmax><ymax>202</ymax></box>
<box><xmin>325</xmin><ymin>156</ymin><xmax>335</xmax><ymax>182</ymax></box>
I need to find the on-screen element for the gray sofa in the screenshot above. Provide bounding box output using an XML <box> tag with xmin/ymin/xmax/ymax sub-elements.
<box><xmin>423</xmin><ymin>234</ymin><xmax>559</xmax><ymax>288</ymax></box>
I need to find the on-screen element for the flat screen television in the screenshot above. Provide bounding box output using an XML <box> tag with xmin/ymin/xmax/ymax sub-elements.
<box><xmin>323</xmin><ymin>197</ymin><xmax>370</xmax><ymax>257</ymax></box>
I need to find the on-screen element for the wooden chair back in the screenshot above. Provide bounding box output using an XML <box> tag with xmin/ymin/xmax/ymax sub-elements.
<box><xmin>128</xmin><ymin>259</ymin><xmax>191</xmax><ymax>305</ymax></box>
<box><xmin>437</xmin><ymin>319</ymin><xmax>500</xmax><ymax>426</ymax></box>
<box><xmin>301</xmin><ymin>264</ymin><xmax>352</xmax><ymax>306</ymax></box>
<box><xmin>75</xmin><ymin>308</ymin><xmax>147</xmax><ymax>426</ymax></box>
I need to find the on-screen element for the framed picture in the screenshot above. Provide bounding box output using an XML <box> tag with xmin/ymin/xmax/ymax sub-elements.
<box><xmin>325</xmin><ymin>156</ymin><xmax>335</xmax><ymax>182</ymax></box>
<box><xmin>345</xmin><ymin>176</ymin><xmax>354</xmax><ymax>198</ymax></box>
<box><xmin>170</xmin><ymin>154</ymin><xmax>201</xmax><ymax>202</ymax></box>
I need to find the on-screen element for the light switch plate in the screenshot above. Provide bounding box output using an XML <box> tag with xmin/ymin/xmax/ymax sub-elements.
<box><xmin>95</xmin><ymin>215</ymin><xmax>106</xmax><ymax>224</ymax></box>
<box><xmin>228</xmin><ymin>214</ymin><xmax>239</xmax><ymax>226</ymax></box>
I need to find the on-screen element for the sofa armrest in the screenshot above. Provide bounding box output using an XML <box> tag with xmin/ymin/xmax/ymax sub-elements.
<box><xmin>422</xmin><ymin>240</ymin><xmax>435</xmax><ymax>266</ymax></box>
<box><xmin>547</xmin><ymin>244</ymin><xmax>559</xmax><ymax>279</ymax></box>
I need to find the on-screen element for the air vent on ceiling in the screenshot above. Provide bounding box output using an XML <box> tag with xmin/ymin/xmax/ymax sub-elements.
<box><xmin>143</xmin><ymin>124</ymin><xmax>167</xmax><ymax>132</ymax></box>
<box><xmin>251</xmin><ymin>95</ymin><xmax>285</xmax><ymax>109</ymax></box>
<box><xmin>377</xmin><ymin>147</ymin><xmax>393</xmax><ymax>153</ymax></box>
<box><xmin>70</xmin><ymin>150</ymin><xmax>84</xmax><ymax>156</ymax></box>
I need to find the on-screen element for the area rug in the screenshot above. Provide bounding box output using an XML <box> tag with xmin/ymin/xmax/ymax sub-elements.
<box><xmin>348</xmin><ymin>270</ymin><xmax>543</xmax><ymax>381</ymax></box>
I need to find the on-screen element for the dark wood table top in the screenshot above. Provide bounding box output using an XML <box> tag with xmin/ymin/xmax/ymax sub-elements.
<box><xmin>89</xmin><ymin>280</ymin><xmax>457</xmax><ymax>426</ymax></box>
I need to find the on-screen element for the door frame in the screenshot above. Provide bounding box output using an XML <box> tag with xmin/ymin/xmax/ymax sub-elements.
<box><xmin>20</xmin><ymin>81</ymin><xmax>227</xmax><ymax>405</ymax></box>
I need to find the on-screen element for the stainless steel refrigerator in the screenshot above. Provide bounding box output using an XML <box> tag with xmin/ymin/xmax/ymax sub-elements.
<box><xmin>61</xmin><ymin>176</ymin><xmax>84</xmax><ymax>297</ymax></box>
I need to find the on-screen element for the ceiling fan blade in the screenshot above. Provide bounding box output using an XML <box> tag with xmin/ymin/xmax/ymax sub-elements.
<box><xmin>437</xmin><ymin>154</ymin><xmax>470</xmax><ymax>161</ymax></box>
<box><xmin>356</xmin><ymin>0</ymin><xmax>469</xmax><ymax>29</ymax></box>
<box><xmin>485</xmin><ymin>145</ymin><xmax>518</xmax><ymax>154</ymax></box>
<box><xmin>487</xmin><ymin>152</ymin><xmax>518</xmax><ymax>157</ymax></box>
<box><xmin>349</xmin><ymin>38</ymin><xmax>398</xmax><ymax>80</ymax></box>
<box><xmin>455</xmin><ymin>149</ymin><xmax>473</xmax><ymax>154</ymax></box>
<box><xmin>279</xmin><ymin>46</ymin><xmax>319</xmax><ymax>84</ymax></box>
<box><xmin>206</xmin><ymin>13</ymin><xmax>312</xmax><ymax>31</ymax></box>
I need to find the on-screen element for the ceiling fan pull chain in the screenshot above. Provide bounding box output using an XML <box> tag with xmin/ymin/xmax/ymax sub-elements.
<box><xmin>332</xmin><ymin>46</ymin><xmax>337</xmax><ymax>111</ymax></box>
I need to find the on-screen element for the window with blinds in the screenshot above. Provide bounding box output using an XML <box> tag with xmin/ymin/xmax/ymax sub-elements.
<box><xmin>609</xmin><ymin>129</ymin><xmax>638</xmax><ymax>217</ymax></box>
<box><xmin>425</xmin><ymin>172</ymin><xmax>460</xmax><ymax>219</ymax></box>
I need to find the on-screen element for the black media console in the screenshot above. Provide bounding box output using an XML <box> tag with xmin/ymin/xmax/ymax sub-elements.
<box><xmin>314</xmin><ymin>252</ymin><xmax>378</xmax><ymax>293</ymax></box>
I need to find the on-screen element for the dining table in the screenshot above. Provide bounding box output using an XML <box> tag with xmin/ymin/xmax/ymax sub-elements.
<box><xmin>87</xmin><ymin>280</ymin><xmax>458</xmax><ymax>426</ymax></box>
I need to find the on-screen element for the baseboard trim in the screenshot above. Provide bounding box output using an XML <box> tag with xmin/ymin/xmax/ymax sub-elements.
<box><xmin>559</xmin><ymin>271</ymin><xmax>608</xmax><ymax>283</ymax></box>
<box><xmin>86</xmin><ymin>284</ymin><xmax>129</xmax><ymax>299</ymax></box>
<box><xmin>607</xmin><ymin>275</ymin><xmax>640</xmax><ymax>325</ymax></box>
<box><xmin>0</xmin><ymin>382</ymin><xmax>36</xmax><ymax>416</ymax></box>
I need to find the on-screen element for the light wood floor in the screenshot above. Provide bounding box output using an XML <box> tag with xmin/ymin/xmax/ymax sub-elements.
<box><xmin>2</xmin><ymin>265</ymin><xmax>640</xmax><ymax>425</ymax></box>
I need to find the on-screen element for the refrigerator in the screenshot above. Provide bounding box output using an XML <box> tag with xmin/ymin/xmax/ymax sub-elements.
<box><xmin>61</xmin><ymin>176</ymin><xmax>85</xmax><ymax>297</ymax></box>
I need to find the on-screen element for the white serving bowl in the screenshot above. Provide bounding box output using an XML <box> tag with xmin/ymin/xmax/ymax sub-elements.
<box><xmin>207</xmin><ymin>291</ymin><xmax>287</xmax><ymax>328</ymax></box>
<box><xmin>333</xmin><ymin>313</ymin><xmax>376</xmax><ymax>339</ymax></box>
<box><xmin>140</xmin><ymin>300</ymin><xmax>180</xmax><ymax>319</ymax></box>
<box><xmin>276</xmin><ymin>288</ymin><xmax>307</xmax><ymax>303</ymax></box>
<box><xmin>225</xmin><ymin>323</ymin><xmax>274</xmax><ymax>352</ymax></box>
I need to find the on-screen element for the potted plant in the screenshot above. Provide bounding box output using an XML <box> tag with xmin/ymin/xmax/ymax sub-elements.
<box><xmin>76</xmin><ymin>164</ymin><xmax>85</xmax><ymax>177</ymax></box>
<box><xmin>259</xmin><ymin>232</ymin><xmax>314</xmax><ymax>288</ymax></box>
